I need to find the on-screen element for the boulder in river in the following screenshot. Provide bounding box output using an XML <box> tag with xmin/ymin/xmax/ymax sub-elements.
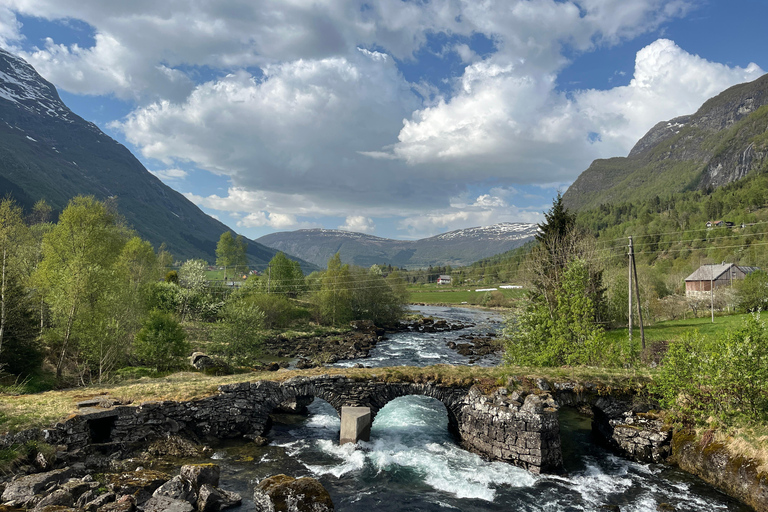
<box><xmin>253</xmin><ymin>474</ymin><xmax>334</xmax><ymax>512</ymax></box>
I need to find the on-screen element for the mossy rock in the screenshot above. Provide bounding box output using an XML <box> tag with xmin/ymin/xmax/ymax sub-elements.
<box><xmin>104</xmin><ymin>469</ymin><xmax>171</xmax><ymax>497</ymax></box>
<box><xmin>254</xmin><ymin>474</ymin><xmax>334</xmax><ymax>512</ymax></box>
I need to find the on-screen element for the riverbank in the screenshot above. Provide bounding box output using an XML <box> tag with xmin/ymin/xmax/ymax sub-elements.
<box><xmin>2</xmin><ymin>367</ymin><xmax>766</xmax><ymax>511</ymax></box>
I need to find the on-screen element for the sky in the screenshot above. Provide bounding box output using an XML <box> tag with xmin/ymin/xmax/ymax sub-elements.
<box><xmin>0</xmin><ymin>0</ymin><xmax>766</xmax><ymax>240</ymax></box>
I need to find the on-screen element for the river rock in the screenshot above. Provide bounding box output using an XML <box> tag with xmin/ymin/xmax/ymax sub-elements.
<box><xmin>142</xmin><ymin>494</ymin><xmax>194</xmax><ymax>512</ymax></box>
<box><xmin>1</xmin><ymin>468</ymin><xmax>72</xmax><ymax>506</ymax></box>
<box><xmin>253</xmin><ymin>475</ymin><xmax>334</xmax><ymax>512</ymax></box>
<box><xmin>197</xmin><ymin>484</ymin><xmax>241</xmax><ymax>512</ymax></box>
<box><xmin>82</xmin><ymin>491</ymin><xmax>116</xmax><ymax>510</ymax></box>
<box><xmin>104</xmin><ymin>469</ymin><xmax>170</xmax><ymax>505</ymax></box>
<box><xmin>180</xmin><ymin>464</ymin><xmax>220</xmax><ymax>489</ymax></box>
<box><xmin>152</xmin><ymin>475</ymin><xmax>197</xmax><ymax>507</ymax></box>
<box><xmin>31</xmin><ymin>488</ymin><xmax>74</xmax><ymax>510</ymax></box>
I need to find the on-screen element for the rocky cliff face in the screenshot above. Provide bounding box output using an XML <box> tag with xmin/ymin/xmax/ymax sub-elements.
<box><xmin>0</xmin><ymin>48</ymin><xmax>287</xmax><ymax>265</ymax></box>
<box><xmin>564</xmin><ymin>73</ymin><xmax>768</xmax><ymax>211</ymax></box>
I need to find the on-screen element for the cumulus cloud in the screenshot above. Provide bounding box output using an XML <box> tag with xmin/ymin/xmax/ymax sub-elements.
<box><xmin>384</xmin><ymin>39</ymin><xmax>763</xmax><ymax>184</ymax></box>
<box><xmin>339</xmin><ymin>215</ymin><xmax>375</xmax><ymax>233</ymax></box>
<box><xmin>116</xmin><ymin>50</ymin><xmax>424</xmax><ymax>206</ymax></box>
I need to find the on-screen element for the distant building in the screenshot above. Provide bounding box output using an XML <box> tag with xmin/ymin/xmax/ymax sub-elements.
<box><xmin>706</xmin><ymin>220</ymin><xmax>735</xmax><ymax>228</ymax></box>
<box><xmin>437</xmin><ymin>275</ymin><xmax>452</xmax><ymax>285</ymax></box>
<box><xmin>684</xmin><ymin>263</ymin><xmax>760</xmax><ymax>297</ymax></box>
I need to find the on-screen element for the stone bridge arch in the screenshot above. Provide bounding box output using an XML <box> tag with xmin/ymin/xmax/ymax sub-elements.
<box><xmin>271</xmin><ymin>376</ymin><xmax>469</xmax><ymax>428</ymax></box>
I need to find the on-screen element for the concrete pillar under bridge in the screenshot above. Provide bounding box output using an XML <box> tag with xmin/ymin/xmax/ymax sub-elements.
<box><xmin>339</xmin><ymin>406</ymin><xmax>372</xmax><ymax>445</ymax></box>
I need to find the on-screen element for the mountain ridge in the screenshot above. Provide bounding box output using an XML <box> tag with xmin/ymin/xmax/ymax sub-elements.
<box><xmin>0</xmin><ymin>47</ymin><xmax>311</xmax><ymax>268</ymax></box>
<box><xmin>563</xmin><ymin>73</ymin><xmax>768</xmax><ymax>211</ymax></box>
<box><xmin>257</xmin><ymin>222</ymin><xmax>539</xmax><ymax>269</ymax></box>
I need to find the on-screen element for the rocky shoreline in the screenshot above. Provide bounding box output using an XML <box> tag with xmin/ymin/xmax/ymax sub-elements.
<box><xmin>0</xmin><ymin>436</ymin><xmax>336</xmax><ymax>512</ymax></box>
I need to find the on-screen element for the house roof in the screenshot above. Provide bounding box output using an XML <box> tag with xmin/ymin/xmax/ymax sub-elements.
<box><xmin>685</xmin><ymin>263</ymin><xmax>733</xmax><ymax>282</ymax></box>
<box><xmin>685</xmin><ymin>264</ymin><xmax>761</xmax><ymax>281</ymax></box>
<box><xmin>438</xmin><ymin>275</ymin><xmax>451</xmax><ymax>279</ymax></box>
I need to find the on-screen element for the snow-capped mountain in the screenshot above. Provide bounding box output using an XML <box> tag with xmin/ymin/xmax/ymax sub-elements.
<box><xmin>257</xmin><ymin>223</ymin><xmax>538</xmax><ymax>269</ymax></box>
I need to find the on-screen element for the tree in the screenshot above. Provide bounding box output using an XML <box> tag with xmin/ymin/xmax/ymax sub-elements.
<box><xmin>134</xmin><ymin>311</ymin><xmax>189</xmax><ymax>371</ymax></box>
<box><xmin>736</xmin><ymin>270</ymin><xmax>768</xmax><ymax>312</ymax></box>
<box><xmin>505</xmin><ymin>258</ymin><xmax>610</xmax><ymax>366</ymax></box>
<box><xmin>213</xmin><ymin>297</ymin><xmax>265</xmax><ymax>363</ymax></box>
<box><xmin>216</xmin><ymin>231</ymin><xmax>247</xmax><ymax>279</ymax></box>
<box><xmin>34</xmin><ymin>196</ymin><xmax>129</xmax><ymax>378</ymax></box>
<box><xmin>505</xmin><ymin>194</ymin><xmax>611</xmax><ymax>367</ymax></box>
<box><xmin>0</xmin><ymin>198</ymin><xmax>30</xmax><ymax>364</ymax></box>
<box><xmin>315</xmin><ymin>253</ymin><xmax>353</xmax><ymax>325</ymax></box>
<box><xmin>267</xmin><ymin>252</ymin><xmax>305</xmax><ymax>296</ymax></box>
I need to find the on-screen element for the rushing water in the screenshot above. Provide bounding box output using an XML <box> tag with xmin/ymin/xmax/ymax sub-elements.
<box><xmin>174</xmin><ymin>306</ymin><xmax>749</xmax><ymax>511</ymax></box>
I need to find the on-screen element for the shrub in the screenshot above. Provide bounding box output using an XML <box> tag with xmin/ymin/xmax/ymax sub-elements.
<box><xmin>133</xmin><ymin>311</ymin><xmax>189</xmax><ymax>371</ymax></box>
<box><xmin>655</xmin><ymin>313</ymin><xmax>768</xmax><ymax>423</ymax></box>
<box><xmin>212</xmin><ymin>298</ymin><xmax>265</xmax><ymax>364</ymax></box>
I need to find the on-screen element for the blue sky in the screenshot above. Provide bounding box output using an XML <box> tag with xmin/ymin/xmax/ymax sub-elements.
<box><xmin>0</xmin><ymin>0</ymin><xmax>766</xmax><ymax>240</ymax></box>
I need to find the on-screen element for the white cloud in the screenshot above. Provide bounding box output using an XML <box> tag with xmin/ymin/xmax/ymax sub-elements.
<box><xmin>382</xmin><ymin>39</ymin><xmax>764</xmax><ymax>185</ymax></box>
<box><xmin>339</xmin><ymin>215</ymin><xmax>375</xmax><ymax>233</ymax></box>
<box><xmin>150</xmin><ymin>167</ymin><xmax>187</xmax><ymax>181</ymax></box>
<box><xmin>238</xmin><ymin>212</ymin><xmax>302</xmax><ymax>230</ymax></box>
<box><xmin>116</xmin><ymin>51</ymin><xmax>424</xmax><ymax>207</ymax></box>
<box><xmin>0</xmin><ymin>7</ymin><xmax>22</xmax><ymax>47</ymax></box>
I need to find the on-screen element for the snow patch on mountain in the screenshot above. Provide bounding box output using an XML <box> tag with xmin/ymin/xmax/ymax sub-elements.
<box><xmin>0</xmin><ymin>47</ymin><xmax>74</xmax><ymax>122</ymax></box>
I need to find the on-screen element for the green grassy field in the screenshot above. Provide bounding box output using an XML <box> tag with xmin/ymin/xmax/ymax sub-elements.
<box><xmin>606</xmin><ymin>312</ymin><xmax>752</xmax><ymax>344</ymax></box>
<box><xmin>407</xmin><ymin>285</ymin><xmax>525</xmax><ymax>305</ymax></box>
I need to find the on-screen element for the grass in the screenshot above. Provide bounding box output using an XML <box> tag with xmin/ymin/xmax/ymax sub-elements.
<box><xmin>605</xmin><ymin>313</ymin><xmax>751</xmax><ymax>345</ymax></box>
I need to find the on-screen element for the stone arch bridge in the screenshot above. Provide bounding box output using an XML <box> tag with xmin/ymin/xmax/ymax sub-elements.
<box><xmin>26</xmin><ymin>374</ymin><xmax>670</xmax><ymax>475</ymax></box>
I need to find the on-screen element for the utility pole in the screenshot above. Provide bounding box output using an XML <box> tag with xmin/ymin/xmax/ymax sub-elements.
<box><xmin>267</xmin><ymin>264</ymin><xmax>271</xmax><ymax>294</ymax></box>
<box><xmin>710</xmin><ymin>265</ymin><xmax>715</xmax><ymax>323</ymax></box>
<box><xmin>628</xmin><ymin>237</ymin><xmax>633</xmax><ymax>343</ymax></box>
<box><xmin>628</xmin><ymin>237</ymin><xmax>645</xmax><ymax>349</ymax></box>
<box><xmin>630</xmin><ymin>237</ymin><xmax>645</xmax><ymax>350</ymax></box>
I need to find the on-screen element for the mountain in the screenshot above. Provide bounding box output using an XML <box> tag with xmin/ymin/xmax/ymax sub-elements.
<box><xmin>0</xmin><ymin>47</ymin><xmax>299</xmax><ymax>267</ymax></box>
<box><xmin>257</xmin><ymin>223</ymin><xmax>539</xmax><ymax>269</ymax></box>
<box><xmin>563</xmin><ymin>73</ymin><xmax>768</xmax><ymax>211</ymax></box>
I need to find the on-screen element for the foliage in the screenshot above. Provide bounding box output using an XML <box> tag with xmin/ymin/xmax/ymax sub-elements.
<box><xmin>736</xmin><ymin>269</ymin><xmax>768</xmax><ymax>312</ymax></box>
<box><xmin>230</xmin><ymin>291</ymin><xmax>296</xmax><ymax>329</ymax></box>
<box><xmin>215</xmin><ymin>231</ymin><xmax>247</xmax><ymax>276</ymax></box>
<box><xmin>505</xmin><ymin>258</ymin><xmax>615</xmax><ymax>366</ymax></box>
<box><xmin>179</xmin><ymin>259</ymin><xmax>208</xmax><ymax>293</ymax></box>
<box><xmin>266</xmin><ymin>251</ymin><xmax>305</xmax><ymax>296</ymax></box>
<box><xmin>0</xmin><ymin>273</ymin><xmax>41</xmax><ymax>375</ymax></box>
<box><xmin>654</xmin><ymin>314</ymin><xmax>768</xmax><ymax>423</ymax></box>
<box><xmin>0</xmin><ymin>198</ymin><xmax>37</xmax><ymax>374</ymax></box>
<box><xmin>133</xmin><ymin>310</ymin><xmax>190</xmax><ymax>371</ymax></box>
<box><xmin>33</xmin><ymin>196</ymin><xmax>130</xmax><ymax>378</ymax></box>
<box><xmin>314</xmin><ymin>253</ymin><xmax>354</xmax><ymax>325</ymax></box>
<box><xmin>165</xmin><ymin>270</ymin><xmax>179</xmax><ymax>284</ymax></box>
<box><xmin>212</xmin><ymin>298</ymin><xmax>265</xmax><ymax>364</ymax></box>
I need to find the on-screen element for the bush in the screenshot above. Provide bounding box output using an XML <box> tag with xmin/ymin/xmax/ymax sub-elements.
<box><xmin>143</xmin><ymin>281</ymin><xmax>181</xmax><ymax>314</ymax></box>
<box><xmin>212</xmin><ymin>298</ymin><xmax>265</xmax><ymax>364</ymax></box>
<box><xmin>133</xmin><ymin>311</ymin><xmax>189</xmax><ymax>371</ymax></box>
<box><xmin>736</xmin><ymin>270</ymin><xmax>768</xmax><ymax>312</ymax></box>
<box><xmin>655</xmin><ymin>313</ymin><xmax>768</xmax><ymax>423</ymax></box>
<box><xmin>236</xmin><ymin>293</ymin><xmax>296</xmax><ymax>329</ymax></box>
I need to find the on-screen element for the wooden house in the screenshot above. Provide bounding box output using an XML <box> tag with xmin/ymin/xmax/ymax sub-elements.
<box><xmin>684</xmin><ymin>263</ymin><xmax>759</xmax><ymax>297</ymax></box>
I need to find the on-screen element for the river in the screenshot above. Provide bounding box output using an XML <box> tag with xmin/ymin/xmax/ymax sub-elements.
<box><xmin>169</xmin><ymin>306</ymin><xmax>749</xmax><ymax>511</ymax></box>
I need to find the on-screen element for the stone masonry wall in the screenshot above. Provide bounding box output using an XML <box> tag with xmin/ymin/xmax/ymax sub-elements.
<box><xmin>11</xmin><ymin>375</ymin><xmax>565</xmax><ymax>475</ymax></box>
